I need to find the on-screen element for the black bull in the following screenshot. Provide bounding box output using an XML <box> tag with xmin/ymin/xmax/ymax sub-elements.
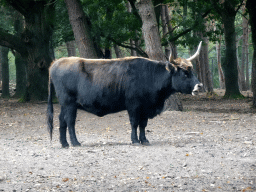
<box><xmin>47</xmin><ymin>54</ymin><xmax>202</xmax><ymax>147</ymax></box>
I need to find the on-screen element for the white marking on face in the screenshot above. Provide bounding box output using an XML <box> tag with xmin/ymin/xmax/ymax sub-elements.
<box><xmin>192</xmin><ymin>83</ymin><xmax>203</xmax><ymax>96</ymax></box>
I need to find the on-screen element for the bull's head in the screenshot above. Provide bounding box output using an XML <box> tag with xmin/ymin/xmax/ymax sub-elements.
<box><xmin>168</xmin><ymin>41</ymin><xmax>203</xmax><ymax>95</ymax></box>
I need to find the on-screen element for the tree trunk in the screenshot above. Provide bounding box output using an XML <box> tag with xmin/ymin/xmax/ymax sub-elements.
<box><xmin>114</xmin><ymin>44</ymin><xmax>124</xmax><ymax>58</ymax></box>
<box><xmin>236</xmin><ymin>35</ymin><xmax>245</xmax><ymax>91</ymax></box>
<box><xmin>164</xmin><ymin>5</ymin><xmax>177</xmax><ymax>59</ymax></box>
<box><xmin>13</xmin><ymin>52</ymin><xmax>27</xmax><ymax>98</ymax></box>
<box><xmin>136</xmin><ymin>0</ymin><xmax>166</xmax><ymax>61</ymax></box>
<box><xmin>201</xmin><ymin>37</ymin><xmax>214</xmax><ymax>93</ymax></box>
<box><xmin>136</xmin><ymin>0</ymin><xmax>182</xmax><ymax>111</ymax></box>
<box><xmin>127</xmin><ymin>2</ymin><xmax>138</xmax><ymax>56</ymax></box>
<box><xmin>216</xmin><ymin>40</ymin><xmax>225</xmax><ymax>89</ymax></box>
<box><xmin>221</xmin><ymin>1</ymin><xmax>243</xmax><ymax>98</ymax></box>
<box><xmin>13</xmin><ymin>14</ymin><xmax>27</xmax><ymax>98</ymax></box>
<box><xmin>66</xmin><ymin>40</ymin><xmax>76</xmax><ymax>57</ymax></box>
<box><xmin>161</xmin><ymin>5</ymin><xmax>170</xmax><ymax>58</ymax></box>
<box><xmin>0</xmin><ymin>46</ymin><xmax>10</xmax><ymax>98</ymax></box>
<box><xmin>22</xmin><ymin>1</ymin><xmax>55</xmax><ymax>101</ymax></box>
<box><xmin>65</xmin><ymin>0</ymin><xmax>97</xmax><ymax>59</ymax></box>
<box><xmin>246</xmin><ymin>0</ymin><xmax>256</xmax><ymax>107</ymax></box>
<box><xmin>242</xmin><ymin>8</ymin><xmax>249</xmax><ymax>90</ymax></box>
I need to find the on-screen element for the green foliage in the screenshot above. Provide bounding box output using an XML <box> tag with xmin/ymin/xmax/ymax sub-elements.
<box><xmin>52</xmin><ymin>0</ymin><xmax>74</xmax><ymax>47</ymax></box>
<box><xmin>81</xmin><ymin>0</ymin><xmax>141</xmax><ymax>48</ymax></box>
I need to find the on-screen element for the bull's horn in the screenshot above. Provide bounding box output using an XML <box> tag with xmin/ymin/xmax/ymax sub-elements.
<box><xmin>187</xmin><ymin>41</ymin><xmax>202</xmax><ymax>61</ymax></box>
<box><xmin>169</xmin><ymin>48</ymin><xmax>174</xmax><ymax>62</ymax></box>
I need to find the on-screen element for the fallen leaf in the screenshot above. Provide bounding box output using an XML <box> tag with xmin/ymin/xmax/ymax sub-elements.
<box><xmin>242</xmin><ymin>187</ymin><xmax>252</xmax><ymax>192</ymax></box>
<box><xmin>62</xmin><ymin>178</ymin><xmax>69</xmax><ymax>182</ymax></box>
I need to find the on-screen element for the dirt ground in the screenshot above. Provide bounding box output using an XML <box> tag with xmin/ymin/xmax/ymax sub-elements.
<box><xmin>0</xmin><ymin>90</ymin><xmax>256</xmax><ymax>192</ymax></box>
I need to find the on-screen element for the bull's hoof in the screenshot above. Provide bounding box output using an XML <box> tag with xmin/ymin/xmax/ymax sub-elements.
<box><xmin>61</xmin><ymin>143</ymin><xmax>69</xmax><ymax>148</ymax></box>
<box><xmin>72</xmin><ymin>141</ymin><xmax>81</xmax><ymax>147</ymax></box>
<box><xmin>140</xmin><ymin>139</ymin><xmax>150</xmax><ymax>146</ymax></box>
<box><xmin>131</xmin><ymin>139</ymin><xmax>141</xmax><ymax>146</ymax></box>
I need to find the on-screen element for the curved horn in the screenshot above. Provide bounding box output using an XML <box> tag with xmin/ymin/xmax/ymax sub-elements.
<box><xmin>187</xmin><ymin>41</ymin><xmax>202</xmax><ymax>61</ymax></box>
<box><xmin>168</xmin><ymin>48</ymin><xmax>174</xmax><ymax>62</ymax></box>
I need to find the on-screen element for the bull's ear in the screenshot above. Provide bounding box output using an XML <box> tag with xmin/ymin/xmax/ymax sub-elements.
<box><xmin>166</xmin><ymin>63</ymin><xmax>176</xmax><ymax>73</ymax></box>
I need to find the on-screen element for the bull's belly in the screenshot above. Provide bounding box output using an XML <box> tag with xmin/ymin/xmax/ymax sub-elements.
<box><xmin>76</xmin><ymin>101</ymin><xmax>126</xmax><ymax>117</ymax></box>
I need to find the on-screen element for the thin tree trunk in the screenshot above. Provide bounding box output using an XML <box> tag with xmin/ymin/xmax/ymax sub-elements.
<box><xmin>246</xmin><ymin>0</ymin><xmax>256</xmax><ymax>107</ymax></box>
<box><xmin>161</xmin><ymin>5</ymin><xmax>170</xmax><ymax>58</ymax></box>
<box><xmin>202</xmin><ymin>37</ymin><xmax>214</xmax><ymax>93</ymax></box>
<box><xmin>216</xmin><ymin>40</ymin><xmax>225</xmax><ymax>89</ymax></box>
<box><xmin>13</xmin><ymin>52</ymin><xmax>27</xmax><ymax>98</ymax></box>
<box><xmin>13</xmin><ymin>14</ymin><xmax>27</xmax><ymax>98</ymax></box>
<box><xmin>66</xmin><ymin>40</ymin><xmax>76</xmax><ymax>57</ymax></box>
<box><xmin>114</xmin><ymin>44</ymin><xmax>124</xmax><ymax>58</ymax></box>
<box><xmin>242</xmin><ymin>8</ymin><xmax>249</xmax><ymax>90</ymax></box>
<box><xmin>236</xmin><ymin>35</ymin><xmax>246</xmax><ymax>91</ymax></box>
<box><xmin>127</xmin><ymin>2</ymin><xmax>138</xmax><ymax>56</ymax></box>
<box><xmin>0</xmin><ymin>46</ymin><xmax>10</xmax><ymax>98</ymax></box>
<box><xmin>65</xmin><ymin>0</ymin><xmax>97</xmax><ymax>59</ymax></box>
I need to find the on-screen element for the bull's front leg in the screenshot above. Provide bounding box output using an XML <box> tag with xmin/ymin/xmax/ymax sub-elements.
<box><xmin>139</xmin><ymin>118</ymin><xmax>150</xmax><ymax>145</ymax></box>
<box><xmin>128</xmin><ymin>113</ymin><xmax>140</xmax><ymax>145</ymax></box>
<box><xmin>65</xmin><ymin>103</ymin><xmax>81</xmax><ymax>147</ymax></box>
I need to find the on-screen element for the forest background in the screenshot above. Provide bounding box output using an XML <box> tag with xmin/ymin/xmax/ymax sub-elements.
<box><xmin>0</xmin><ymin>0</ymin><xmax>255</xmax><ymax>108</ymax></box>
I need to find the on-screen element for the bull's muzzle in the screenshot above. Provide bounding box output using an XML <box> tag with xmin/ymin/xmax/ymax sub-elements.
<box><xmin>192</xmin><ymin>83</ymin><xmax>203</xmax><ymax>96</ymax></box>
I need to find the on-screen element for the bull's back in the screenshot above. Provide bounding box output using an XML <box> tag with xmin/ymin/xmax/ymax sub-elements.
<box><xmin>49</xmin><ymin>57</ymin><xmax>130</xmax><ymax>116</ymax></box>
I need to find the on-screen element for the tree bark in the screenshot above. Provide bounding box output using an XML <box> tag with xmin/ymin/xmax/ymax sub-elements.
<box><xmin>65</xmin><ymin>0</ymin><xmax>97</xmax><ymax>59</ymax></box>
<box><xmin>246</xmin><ymin>0</ymin><xmax>256</xmax><ymax>107</ymax></box>
<box><xmin>201</xmin><ymin>38</ymin><xmax>214</xmax><ymax>93</ymax></box>
<box><xmin>220</xmin><ymin>1</ymin><xmax>243</xmax><ymax>98</ymax></box>
<box><xmin>161</xmin><ymin>5</ymin><xmax>170</xmax><ymax>58</ymax></box>
<box><xmin>136</xmin><ymin>0</ymin><xmax>166</xmax><ymax>61</ymax></box>
<box><xmin>114</xmin><ymin>44</ymin><xmax>124</xmax><ymax>58</ymax></box>
<box><xmin>216</xmin><ymin>40</ymin><xmax>225</xmax><ymax>89</ymax></box>
<box><xmin>66</xmin><ymin>40</ymin><xmax>76</xmax><ymax>57</ymax></box>
<box><xmin>13</xmin><ymin>14</ymin><xmax>27</xmax><ymax>98</ymax></box>
<box><xmin>13</xmin><ymin>52</ymin><xmax>27</xmax><ymax>98</ymax></box>
<box><xmin>23</xmin><ymin>1</ymin><xmax>55</xmax><ymax>101</ymax></box>
<box><xmin>164</xmin><ymin>5</ymin><xmax>177</xmax><ymax>59</ymax></box>
<box><xmin>242</xmin><ymin>7</ymin><xmax>249</xmax><ymax>90</ymax></box>
<box><xmin>0</xmin><ymin>46</ymin><xmax>10</xmax><ymax>98</ymax></box>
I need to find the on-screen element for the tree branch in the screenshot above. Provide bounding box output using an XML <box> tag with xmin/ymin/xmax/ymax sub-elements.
<box><xmin>0</xmin><ymin>27</ymin><xmax>28</xmax><ymax>56</ymax></box>
<box><xmin>109</xmin><ymin>37</ymin><xmax>148</xmax><ymax>58</ymax></box>
<box><xmin>165</xmin><ymin>9</ymin><xmax>211</xmax><ymax>43</ymax></box>
<box><xmin>127</xmin><ymin>0</ymin><xmax>142</xmax><ymax>26</ymax></box>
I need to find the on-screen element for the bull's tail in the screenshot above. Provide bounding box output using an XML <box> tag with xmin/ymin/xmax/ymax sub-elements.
<box><xmin>47</xmin><ymin>77</ymin><xmax>54</xmax><ymax>141</ymax></box>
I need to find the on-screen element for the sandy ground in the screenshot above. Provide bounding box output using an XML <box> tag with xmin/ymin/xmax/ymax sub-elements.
<box><xmin>0</xmin><ymin>91</ymin><xmax>256</xmax><ymax>191</ymax></box>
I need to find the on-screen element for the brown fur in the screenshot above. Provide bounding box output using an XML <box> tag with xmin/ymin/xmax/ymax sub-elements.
<box><xmin>170</xmin><ymin>57</ymin><xmax>193</xmax><ymax>71</ymax></box>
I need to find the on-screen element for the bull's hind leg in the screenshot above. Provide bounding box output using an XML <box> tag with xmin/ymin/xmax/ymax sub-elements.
<box><xmin>65</xmin><ymin>103</ymin><xmax>81</xmax><ymax>147</ymax></box>
<box><xmin>139</xmin><ymin>118</ymin><xmax>150</xmax><ymax>145</ymax></box>
<box><xmin>59</xmin><ymin>106</ymin><xmax>69</xmax><ymax>148</ymax></box>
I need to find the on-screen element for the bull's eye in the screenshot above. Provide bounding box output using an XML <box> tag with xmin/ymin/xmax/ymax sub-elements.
<box><xmin>183</xmin><ymin>71</ymin><xmax>190</xmax><ymax>78</ymax></box>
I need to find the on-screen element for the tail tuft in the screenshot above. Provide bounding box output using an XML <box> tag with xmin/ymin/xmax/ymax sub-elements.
<box><xmin>47</xmin><ymin>78</ymin><xmax>54</xmax><ymax>141</ymax></box>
